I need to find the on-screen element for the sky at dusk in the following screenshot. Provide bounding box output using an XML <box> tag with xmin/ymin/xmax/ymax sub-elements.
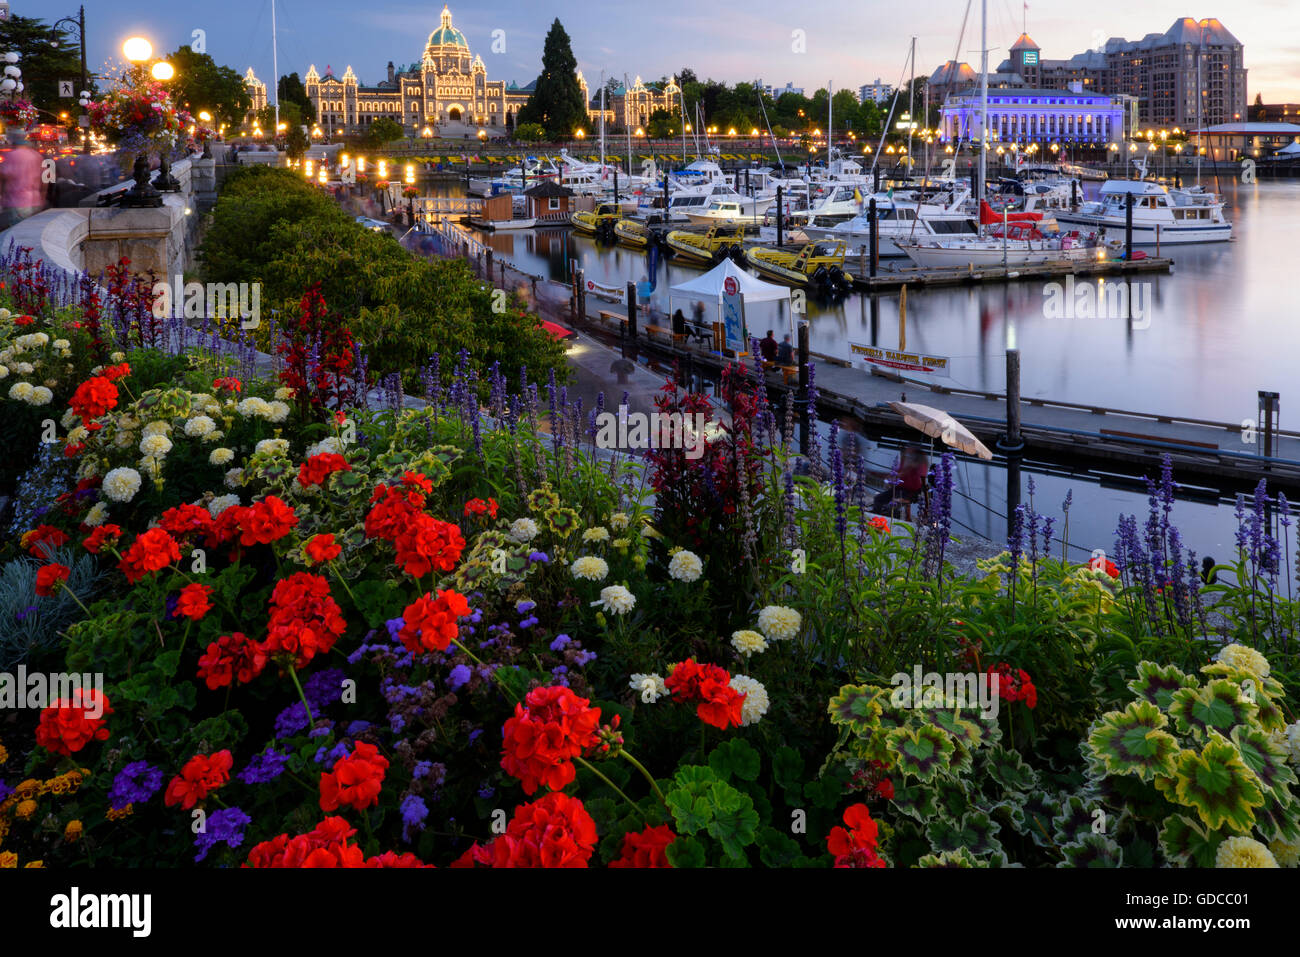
<box><xmin>59</xmin><ymin>0</ymin><xmax>1300</xmax><ymax>102</ymax></box>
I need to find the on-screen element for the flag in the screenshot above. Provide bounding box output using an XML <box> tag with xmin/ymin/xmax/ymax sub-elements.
<box><xmin>853</xmin><ymin>187</ymin><xmax>863</xmax><ymax>205</ymax></box>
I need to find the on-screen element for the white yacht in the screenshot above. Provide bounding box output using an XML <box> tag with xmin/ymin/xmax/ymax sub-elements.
<box><xmin>896</xmin><ymin>224</ymin><xmax>1115</xmax><ymax>268</ymax></box>
<box><xmin>682</xmin><ymin>197</ymin><xmax>773</xmax><ymax>226</ymax></box>
<box><xmin>803</xmin><ymin>200</ymin><xmax>978</xmax><ymax>257</ymax></box>
<box><xmin>1054</xmin><ymin>179</ymin><xmax>1232</xmax><ymax>244</ymax></box>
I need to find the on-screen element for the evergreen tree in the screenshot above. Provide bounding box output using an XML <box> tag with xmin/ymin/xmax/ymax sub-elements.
<box><xmin>515</xmin><ymin>19</ymin><xmax>587</xmax><ymax>139</ymax></box>
<box><xmin>0</xmin><ymin>14</ymin><xmax>85</xmax><ymax>114</ymax></box>
<box><xmin>167</xmin><ymin>45</ymin><xmax>253</xmax><ymax>130</ymax></box>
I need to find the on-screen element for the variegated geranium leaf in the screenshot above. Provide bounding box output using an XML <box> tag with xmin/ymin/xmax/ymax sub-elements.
<box><xmin>1057</xmin><ymin>833</ymin><xmax>1124</xmax><ymax>868</ymax></box>
<box><xmin>1167</xmin><ymin>679</ymin><xmax>1258</xmax><ymax>739</ymax></box>
<box><xmin>886</xmin><ymin>725</ymin><xmax>956</xmax><ymax>783</ymax></box>
<box><xmin>1052</xmin><ymin>794</ymin><xmax>1099</xmax><ymax>845</ymax></box>
<box><xmin>1022</xmin><ymin>792</ymin><xmax>1063</xmax><ymax>848</ymax></box>
<box><xmin>1158</xmin><ymin>813</ymin><xmax>1224</xmax><ymax>867</ymax></box>
<box><xmin>1171</xmin><ymin>732</ymin><xmax>1265</xmax><ymax>833</ymax></box>
<box><xmin>1085</xmin><ymin>700</ymin><xmax>1180</xmax><ymax>782</ymax></box>
<box><xmin>1126</xmin><ymin>660</ymin><xmax>1199</xmax><ymax>710</ymax></box>
<box><xmin>916</xmin><ymin>847</ymin><xmax>989</xmax><ymax>868</ymax></box>
<box><xmin>925</xmin><ymin>810</ymin><xmax>1002</xmax><ymax>858</ymax></box>
<box><xmin>889</xmin><ymin>780</ymin><xmax>939</xmax><ymax>823</ymax></box>
<box><xmin>981</xmin><ymin>798</ymin><xmax>1028</xmax><ymax>836</ymax></box>
<box><xmin>921</xmin><ymin>708</ymin><xmax>987</xmax><ymax>751</ymax></box>
<box><xmin>1230</xmin><ymin>725</ymin><xmax>1296</xmax><ymax>795</ymax></box>
<box><xmin>980</xmin><ymin>744</ymin><xmax>1039</xmax><ymax>795</ymax></box>
<box><xmin>1252</xmin><ymin>788</ymin><xmax>1300</xmax><ymax>845</ymax></box>
<box><xmin>828</xmin><ymin>684</ymin><xmax>885</xmax><ymax>731</ymax></box>
<box><xmin>947</xmin><ymin>736</ymin><xmax>976</xmax><ymax>776</ymax></box>
<box><xmin>933</xmin><ymin>778</ymin><xmax>971</xmax><ymax>820</ymax></box>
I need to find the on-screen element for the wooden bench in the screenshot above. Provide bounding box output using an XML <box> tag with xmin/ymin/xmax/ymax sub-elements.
<box><xmin>644</xmin><ymin>324</ymin><xmax>673</xmax><ymax>341</ymax></box>
<box><xmin>780</xmin><ymin>365</ymin><xmax>799</xmax><ymax>385</ymax></box>
<box><xmin>598</xmin><ymin>310</ymin><xmax>624</xmax><ymax>324</ymax></box>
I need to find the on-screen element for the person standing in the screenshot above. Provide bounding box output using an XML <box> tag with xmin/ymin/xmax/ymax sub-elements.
<box><xmin>759</xmin><ymin>330</ymin><xmax>778</xmax><ymax>362</ymax></box>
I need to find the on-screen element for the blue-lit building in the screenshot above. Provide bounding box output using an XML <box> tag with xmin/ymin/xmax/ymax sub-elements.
<box><xmin>940</xmin><ymin>88</ymin><xmax>1126</xmax><ymax>146</ymax></box>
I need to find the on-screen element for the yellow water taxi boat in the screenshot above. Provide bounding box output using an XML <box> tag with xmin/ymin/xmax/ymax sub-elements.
<box><xmin>664</xmin><ymin>224</ymin><xmax>746</xmax><ymax>264</ymax></box>
<box><xmin>570</xmin><ymin>203</ymin><xmax>622</xmax><ymax>234</ymax></box>
<box><xmin>744</xmin><ymin>239</ymin><xmax>855</xmax><ymax>295</ymax></box>
<box><xmin>613</xmin><ymin>218</ymin><xmax>652</xmax><ymax>248</ymax></box>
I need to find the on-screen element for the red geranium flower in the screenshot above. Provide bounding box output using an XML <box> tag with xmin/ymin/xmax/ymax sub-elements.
<box><xmin>213</xmin><ymin>376</ymin><xmax>242</xmax><ymax>393</ymax></box>
<box><xmin>397</xmin><ymin>589</ymin><xmax>470</xmax><ymax>654</ymax></box>
<box><xmin>118</xmin><ymin>527</ymin><xmax>182</xmax><ymax>584</ymax></box>
<box><xmin>319</xmin><ymin>741</ymin><xmax>389</xmax><ymax>812</ymax></box>
<box><xmin>304</xmin><ymin>533</ymin><xmax>342</xmax><ymax>564</ymax></box>
<box><xmin>245</xmin><ymin>817</ymin><xmax>366</xmax><ymax>868</ymax></box>
<box><xmin>14</xmin><ymin>314</ymin><xmax>34</xmax><ymax>326</ymax></box>
<box><xmin>988</xmin><ymin>663</ymin><xmax>1038</xmax><ymax>709</ymax></box>
<box><xmin>197</xmin><ymin>632</ymin><xmax>267</xmax><ymax>689</ymax></box>
<box><xmin>175</xmin><ymin>582</ymin><xmax>214</xmax><ymax>620</ymax></box>
<box><xmin>298</xmin><ymin>453</ymin><xmax>352</xmax><ymax>488</ymax></box>
<box><xmin>34</xmin><ymin>689</ymin><xmax>112</xmax><ymax>756</ymax></box>
<box><xmin>392</xmin><ymin>513</ymin><xmax>464</xmax><ymax>578</ymax></box>
<box><xmin>261</xmin><ymin>572</ymin><xmax>347</xmax><ymax>668</ymax></box>
<box><xmin>23</xmin><ymin>524</ymin><xmax>69</xmax><ymax>558</ymax></box>
<box><xmin>34</xmin><ymin>562</ymin><xmax>71</xmax><ymax>597</ymax></box>
<box><xmin>467</xmin><ymin>793</ymin><xmax>598</xmax><ymax>868</ymax></box>
<box><xmin>239</xmin><ymin>495</ymin><xmax>298</xmax><ymax>546</ymax></box>
<box><xmin>69</xmin><ymin>375</ymin><xmax>119</xmax><ymax>423</ymax></box>
<box><xmin>164</xmin><ymin>750</ymin><xmax>233</xmax><ymax>809</ymax></box>
<box><xmin>83</xmin><ymin>524</ymin><xmax>122</xmax><ymax>554</ymax></box>
<box><xmin>665</xmin><ymin>658</ymin><xmax>746</xmax><ymax>729</ymax></box>
<box><xmin>868</xmin><ymin>516</ymin><xmax>891</xmax><ymax>534</ymax></box>
<box><xmin>102</xmin><ymin>362</ymin><xmax>131</xmax><ymax>381</ymax></box>
<box><xmin>827</xmin><ymin>803</ymin><xmax>886</xmax><ymax>868</ymax></box>
<box><xmin>500</xmin><ymin>685</ymin><xmax>602</xmax><ymax>795</ymax></box>
<box><xmin>609</xmin><ymin>824</ymin><xmax>676</xmax><ymax>868</ymax></box>
<box><xmin>158</xmin><ymin>503</ymin><xmax>215</xmax><ymax>543</ymax></box>
<box><xmin>463</xmin><ymin>497</ymin><xmax>499</xmax><ymax>519</ymax></box>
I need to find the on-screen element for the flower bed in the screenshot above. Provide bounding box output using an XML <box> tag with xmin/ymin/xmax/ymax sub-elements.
<box><xmin>0</xmin><ymin>257</ymin><xmax>1298</xmax><ymax>869</ymax></box>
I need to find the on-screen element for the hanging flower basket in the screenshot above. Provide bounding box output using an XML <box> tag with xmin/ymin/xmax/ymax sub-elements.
<box><xmin>85</xmin><ymin>80</ymin><xmax>193</xmax><ymax>172</ymax></box>
<box><xmin>0</xmin><ymin>99</ymin><xmax>39</xmax><ymax>131</ymax></box>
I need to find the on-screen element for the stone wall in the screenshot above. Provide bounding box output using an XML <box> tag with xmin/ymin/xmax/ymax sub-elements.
<box><xmin>0</xmin><ymin>154</ymin><xmax>214</xmax><ymax>281</ymax></box>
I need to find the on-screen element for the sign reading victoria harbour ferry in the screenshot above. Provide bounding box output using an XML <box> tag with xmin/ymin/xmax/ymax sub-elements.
<box><xmin>848</xmin><ymin>341</ymin><xmax>951</xmax><ymax>377</ymax></box>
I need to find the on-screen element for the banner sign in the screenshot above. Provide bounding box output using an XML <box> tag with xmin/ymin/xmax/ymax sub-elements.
<box><xmin>849</xmin><ymin>340</ymin><xmax>951</xmax><ymax>377</ymax></box>
<box><xmin>722</xmin><ymin>275</ymin><xmax>747</xmax><ymax>353</ymax></box>
<box><xmin>585</xmin><ymin>278</ymin><xmax>626</xmax><ymax>304</ymax></box>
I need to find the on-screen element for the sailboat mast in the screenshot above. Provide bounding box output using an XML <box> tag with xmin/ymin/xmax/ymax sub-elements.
<box><xmin>979</xmin><ymin>0</ymin><xmax>988</xmax><ymax>200</ymax></box>
<box><xmin>907</xmin><ymin>37</ymin><xmax>916</xmax><ymax>168</ymax></box>
<box><xmin>624</xmin><ymin>73</ymin><xmax>632</xmax><ymax>176</ymax></box>
<box><xmin>828</xmin><ymin>78</ymin><xmax>833</xmax><ymax>170</ymax></box>
<box><xmin>271</xmin><ymin>0</ymin><xmax>279</xmax><ymax>132</ymax></box>
<box><xmin>599</xmin><ymin>70</ymin><xmax>606</xmax><ymax>176</ymax></box>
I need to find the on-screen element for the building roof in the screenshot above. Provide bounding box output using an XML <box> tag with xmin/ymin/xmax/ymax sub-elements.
<box><xmin>524</xmin><ymin>180</ymin><xmax>574</xmax><ymax>198</ymax></box>
<box><xmin>930</xmin><ymin>60</ymin><xmax>977</xmax><ymax>85</ymax></box>
<box><xmin>1010</xmin><ymin>33</ymin><xmax>1040</xmax><ymax>51</ymax></box>
<box><xmin>427</xmin><ymin>6</ymin><xmax>469</xmax><ymax>50</ymax></box>
<box><xmin>1189</xmin><ymin>122</ymin><xmax>1300</xmax><ymax>135</ymax></box>
<box><xmin>1164</xmin><ymin>17</ymin><xmax>1240</xmax><ymax>47</ymax></box>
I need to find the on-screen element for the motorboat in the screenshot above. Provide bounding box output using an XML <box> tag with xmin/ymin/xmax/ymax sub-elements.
<box><xmin>896</xmin><ymin>222</ymin><xmax>1116</xmax><ymax>268</ymax></box>
<box><xmin>682</xmin><ymin>197</ymin><xmax>772</xmax><ymax>226</ymax></box>
<box><xmin>802</xmin><ymin>185</ymin><xmax>978</xmax><ymax>256</ymax></box>
<box><xmin>664</xmin><ymin>223</ymin><xmax>747</xmax><ymax>265</ymax></box>
<box><xmin>613</xmin><ymin>218</ymin><xmax>653</xmax><ymax>248</ymax></box>
<box><xmin>1053</xmin><ymin>178</ymin><xmax>1231</xmax><ymax>244</ymax></box>
<box><xmin>570</xmin><ymin>202</ymin><xmax>623</xmax><ymax>235</ymax></box>
<box><xmin>745</xmin><ymin>239</ymin><xmax>855</xmax><ymax>295</ymax></box>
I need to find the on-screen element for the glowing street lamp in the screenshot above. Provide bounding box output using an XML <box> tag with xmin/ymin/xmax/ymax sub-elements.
<box><xmin>357</xmin><ymin>156</ymin><xmax>366</xmax><ymax>173</ymax></box>
<box><xmin>575</xmin><ymin>128</ymin><xmax>585</xmax><ymax>139</ymax></box>
<box><xmin>404</xmin><ymin>163</ymin><xmax>415</xmax><ymax>184</ymax></box>
<box><xmin>377</xmin><ymin>158</ymin><xmax>388</xmax><ymax>179</ymax></box>
<box><xmin>122</xmin><ymin>36</ymin><xmax>153</xmax><ymax>63</ymax></box>
<box><xmin>150</xmin><ymin>60</ymin><xmax>174</xmax><ymax>81</ymax></box>
<box><xmin>340</xmin><ymin>152</ymin><xmax>350</xmax><ymax>168</ymax></box>
<box><xmin>319</xmin><ymin>167</ymin><xmax>328</xmax><ymax>184</ymax></box>
<box><xmin>305</xmin><ymin>159</ymin><xmax>315</xmax><ymax>178</ymax></box>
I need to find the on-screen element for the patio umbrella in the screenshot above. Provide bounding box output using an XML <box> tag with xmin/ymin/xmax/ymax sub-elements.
<box><xmin>888</xmin><ymin>401</ymin><xmax>994</xmax><ymax>461</ymax></box>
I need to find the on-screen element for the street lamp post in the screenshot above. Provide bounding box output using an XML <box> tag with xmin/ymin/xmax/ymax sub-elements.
<box><xmin>150</xmin><ymin>59</ymin><xmax>181</xmax><ymax>191</ymax></box>
<box><xmin>53</xmin><ymin>6</ymin><xmax>91</xmax><ymax>154</ymax></box>
<box><xmin>118</xmin><ymin>37</ymin><xmax>164</xmax><ymax>207</ymax></box>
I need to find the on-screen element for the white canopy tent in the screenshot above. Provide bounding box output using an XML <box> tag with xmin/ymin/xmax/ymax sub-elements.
<box><xmin>667</xmin><ymin>258</ymin><xmax>794</xmax><ymax>351</ymax></box>
<box><xmin>1274</xmin><ymin>140</ymin><xmax>1300</xmax><ymax>156</ymax></box>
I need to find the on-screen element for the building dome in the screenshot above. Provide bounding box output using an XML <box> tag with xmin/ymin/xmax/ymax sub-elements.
<box><xmin>930</xmin><ymin>60</ymin><xmax>976</xmax><ymax>85</ymax></box>
<box><xmin>427</xmin><ymin>6</ymin><xmax>469</xmax><ymax>49</ymax></box>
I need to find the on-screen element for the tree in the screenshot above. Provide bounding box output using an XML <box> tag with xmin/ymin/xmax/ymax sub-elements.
<box><xmin>515</xmin><ymin>20</ymin><xmax>587</xmax><ymax>139</ymax></box>
<box><xmin>514</xmin><ymin>122</ymin><xmax>546</xmax><ymax>142</ymax></box>
<box><xmin>278</xmin><ymin>72</ymin><xmax>317</xmax><ymax>124</ymax></box>
<box><xmin>167</xmin><ymin>45</ymin><xmax>252</xmax><ymax>131</ymax></box>
<box><xmin>257</xmin><ymin>100</ymin><xmax>305</xmax><ymax>134</ymax></box>
<box><xmin>646</xmin><ymin>108</ymin><xmax>678</xmax><ymax>139</ymax></box>
<box><xmin>1251</xmin><ymin>92</ymin><xmax>1265</xmax><ymax>122</ymax></box>
<box><xmin>285</xmin><ymin>124</ymin><xmax>310</xmax><ymax>159</ymax></box>
<box><xmin>0</xmin><ymin>14</ymin><xmax>85</xmax><ymax>116</ymax></box>
<box><xmin>677</xmin><ymin>68</ymin><xmax>698</xmax><ymax>87</ymax></box>
<box><xmin>367</xmin><ymin>116</ymin><xmax>405</xmax><ymax>147</ymax></box>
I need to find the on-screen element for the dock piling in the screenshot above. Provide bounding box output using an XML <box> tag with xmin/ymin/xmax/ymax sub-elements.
<box><xmin>797</xmin><ymin>321</ymin><xmax>810</xmax><ymax>456</ymax></box>
<box><xmin>869</xmin><ymin>197</ymin><xmax>878</xmax><ymax>278</ymax></box>
<box><xmin>1125</xmin><ymin>192</ymin><xmax>1134</xmax><ymax>260</ymax></box>
<box><xmin>776</xmin><ymin>185</ymin><xmax>784</xmax><ymax>248</ymax></box>
<box><xmin>998</xmin><ymin>347</ymin><xmax>1025</xmax><ymax>453</ymax></box>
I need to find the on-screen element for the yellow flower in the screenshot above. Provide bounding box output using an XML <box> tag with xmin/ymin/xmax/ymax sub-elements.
<box><xmin>0</xmin><ymin>741</ymin><xmax>8</xmax><ymax>764</ymax></box>
<box><xmin>64</xmin><ymin>820</ymin><xmax>83</xmax><ymax>842</ymax></box>
<box><xmin>15</xmin><ymin>799</ymin><xmax>37</xmax><ymax>821</ymax></box>
<box><xmin>1215</xmin><ymin>836</ymin><xmax>1278</xmax><ymax>868</ymax></box>
<box><xmin>14</xmin><ymin>779</ymin><xmax>40</xmax><ymax>801</ymax></box>
<box><xmin>1270</xmin><ymin>836</ymin><xmax>1300</xmax><ymax>868</ymax></box>
<box><xmin>1215</xmin><ymin>645</ymin><xmax>1270</xmax><ymax>682</ymax></box>
<box><xmin>23</xmin><ymin>860</ymin><xmax>43</xmax><ymax>868</ymax></box>
<box><xmin>0</xmin><ymin>851</ymin><xmax>16</xmax><ymax>868</ymax></box>
<box><xmin>106</xmin><ymin>804</ymin><xmax>134</xmax><ymax>821</ymax></box>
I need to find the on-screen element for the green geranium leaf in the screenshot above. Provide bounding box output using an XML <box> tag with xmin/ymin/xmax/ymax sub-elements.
<box><xmin>1022</xmin><ymin>792</ymin><xmax>1063</xmax><ymax>848</ymax></box>
<box><xmin>922</xmin><ymin>707</ymin><xmax>988</xmax><ymax>751</ymax></box>
<box><xmin>756</xmin><ymin>827</ymin><xmax>805</xmax><ymax>867</ymax></box>
<box><xmin>933</xmin><ymin>778</ymin><xmax>971</xmax><ymax>820</ymax></box>
<box><xmin>889</xmin><ymin>780</ymin><xmax>939</xmax><ymax>823</ymax></box>
<box><xmin>1126</xmin><ymin>660</ymin><xmax>1199</xmax><ymax>710</ymax></box>
<box><xmin>1168</xmin><ymin>679</ymin><xmax>1258</xmax><ymax>739</ymax></box>
<box><xmin>1057</xmin><ymin>833</ymin><xmax>1124</xmax><ymax>868</ymax></box>
<box><xmin>925</xmin><ymin>810</ymin><xmax>1002</xmax><ymax>857</ymax></box>
<box><xmin>1158</xmin><ymin>814</ymin><xmax>1224</xmax><ymax>867</ymax></box>
<box><xmin>665</xmin><ymin>835</ymin><xmax>707</xmax><ymax>868</ymax></box>
<box><xmin>1052</xmin><ymin>794</ymin><xmax>1100</xmax><ymax>845</ymax></box>
<box><xmin>1171</xmin><ymin>732</ymin><xmax>1265</xmax><ymax>833</ymax></box>
<box><xmin>916</xmin><ymin>847</ymin><xmax>988</xmax><ymax>867</ymax></box>
<box><xmin>887</xmin><ymin>724</ymin><xmax>956</xmax><ymax>783</ymax></box>
<box><xmin>1252</xmin><ymin>789</ymin><xmax>1300</xmax><ymax>845</ymax></box>
<box><xmin>980</xmin><ymin>744</ymin><xmax>1039</xmax><ymax>795</ymax></box>
<box><xmin>982</xmin><ymin>798</ymin><xmax>1028</xmax><ymax>836</ymax></box>
<box><xmin>708</xmin><ymin>739</ymin><xmax>761</xmax><ymax>783</ymax></box>
<box><xmin>772</xmin><ymin>746</ymin><xmax>804</xmax><ymax>804</ymax></box>
<box><xmin>706</xmin><ymin>780</ymin><xmax>760</xmax><ymax>859</ymax></box>
<box><xmin>1085</xmin><ymin>700</ymin><xmax>1180</xmax><ymax>782</ymax></box>
<box><xmin>802</xmin><ymin>776</ymin><xmax>845</xmax><ymax>810</ymax></box>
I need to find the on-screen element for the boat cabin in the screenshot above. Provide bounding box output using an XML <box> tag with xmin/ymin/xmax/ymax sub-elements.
<box><xmin>524</xmin><ymin>180</ymin><xmax>575</xmax><ymax>223</ymax></box>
